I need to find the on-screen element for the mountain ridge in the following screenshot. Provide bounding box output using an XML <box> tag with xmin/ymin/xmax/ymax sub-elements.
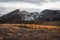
<box><xmin>0</xmin><ymin>9</ymin><xmax>60</xmax><ymax>24</ymax></box>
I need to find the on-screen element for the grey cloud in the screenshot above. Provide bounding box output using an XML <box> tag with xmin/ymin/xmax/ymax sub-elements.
<box><xmin>0</xmin><ymin>0</ymin><xmax>48</xmax><ymax>4</ymax></box>
<box><xmin>50</xmin><ymin>0</ymin><xmax>60</xmax><ymax>2</ymax></box>
<box><xmin>0</xmin><ymin>7</ymin><xmax>6</xmax><ymax>13</ymax></box>
<box><xmin>0</xmin><ymin>7</ymin><xmax>15</xmax><ymax>15</ymax></box>
<box><xmin>0</xmin><ymin>0</ymin><xmax>60</xmax><ymax>4</ymax></box>
<box><xmin>0</xmin><ymin>0</ymin><xmax>60</xmax><ymax>2</ymax></box>
<box><xmin>0</xmin><ymin>7</ymin><xmax>6</xmax><ymax>16</ymax></box>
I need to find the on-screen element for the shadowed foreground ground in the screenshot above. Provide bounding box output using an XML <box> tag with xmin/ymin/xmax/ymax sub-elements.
<box><xmin>0</xmin><ymin>24</ymin><xmax>60</xmax><ymax>40</ymax></box>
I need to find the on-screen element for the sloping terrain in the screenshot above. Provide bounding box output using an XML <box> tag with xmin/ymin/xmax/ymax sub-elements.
<box><xmin>0</xmin><ymin>9</ymin><xmax>60</xmax><ymax>24</ymax></box>
<box><xmin>0</xmin><ymin>9</ymin><xmax>60</xmax><ymax>40</ymax></box>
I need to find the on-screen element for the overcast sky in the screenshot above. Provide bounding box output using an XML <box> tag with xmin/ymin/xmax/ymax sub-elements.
<box><xmin>0</xmin><ymin>0</ymin><xmax>60</xmax><ymax>15</ymax></box>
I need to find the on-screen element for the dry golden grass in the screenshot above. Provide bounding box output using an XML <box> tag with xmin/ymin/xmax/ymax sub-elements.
<box><xmin>0</xmin><ymin>24</ymin><xmax>60</xmax><ymax>29</ymax></box>
<box><xmin>0</xmin><ymin>23</ymin><xmax>60</xmax><ymax>40</ymax></box>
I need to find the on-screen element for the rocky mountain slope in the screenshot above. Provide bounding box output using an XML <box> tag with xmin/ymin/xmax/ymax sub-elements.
<box><xmin>0</xmin><ymin>9</ymin><xmax>60</xmax><ymax>23</ymax></box>
<box><xmin>40</xmin><ymin>9</ymin><xmax>60</xmax><ymax>21</ymax></box>
<box><xmin>0</xmin><ymin>9</ymin><xmax>40</xmax><ymax>23</ymax></box>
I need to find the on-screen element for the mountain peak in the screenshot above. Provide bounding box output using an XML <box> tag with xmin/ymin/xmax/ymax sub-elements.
<box><xmin>0</xmin><ymin>9</ymin><xmax>60</xmax><ymax>23</ymax></box>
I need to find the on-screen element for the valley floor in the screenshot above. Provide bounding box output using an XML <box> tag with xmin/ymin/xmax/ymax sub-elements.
<box><xmin>0</xmin><ymin>24</ymin><xmax>60</xmax><ymax>40</ymax></box>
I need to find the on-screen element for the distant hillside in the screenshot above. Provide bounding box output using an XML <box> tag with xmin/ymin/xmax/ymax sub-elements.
<box><xmin>0</xmin><ymin>9</ymin><xmax>40</xmax><ymax>23</ymax></box>
<box><xmin>40</xmin><ymin>9</ymin><xmax>60</xmax><ymax>21</ymax></box>
<box><xmin>0</xmin><ymin>9</ymin><xmax>60</xmax><ymax>24</ymax></box>
<box><xmin>40</xmin><ymin>21</ymin><xmax>60</xmax><ymax>26</ymax></box>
